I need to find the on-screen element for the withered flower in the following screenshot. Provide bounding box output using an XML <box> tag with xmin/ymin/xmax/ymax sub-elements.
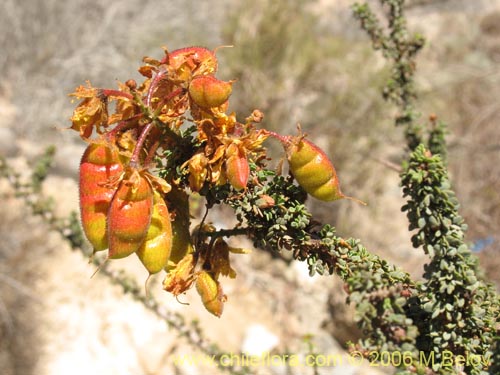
<box><xmin>69</xmin><ymin>81</ymin><xmax>108</xmax><ymax>139</ymax></box>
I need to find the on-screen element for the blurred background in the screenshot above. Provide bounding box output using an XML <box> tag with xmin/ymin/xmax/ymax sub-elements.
<box><xmin>1</xmin><ymin>0</ymin><xmax>499</xmax><ymax>374</ymax></box>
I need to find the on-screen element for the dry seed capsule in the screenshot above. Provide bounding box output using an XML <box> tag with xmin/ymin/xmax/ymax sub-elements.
<box><xmin>136</xmin><ymin>192</ymin><xmax>172</xmax><ymax>274</ymax></box>
<box><xmin>168</xmin><ymin>46</ymin><xmax>218</xmax><ymax>75</ymax></box>
<box><xmin>107</xmin><ymin>171</ymin><xmax>153</xmax><ymax>259</ymax></box>
<box><xmin>79</xmin><ymin>143</ymin><xmax>123</xmax><ymax>251</ymax></box>
<box><xmin>163</xmin><ymin>253</ymin><xmax>196</xmax><ymax>296</ymax></box>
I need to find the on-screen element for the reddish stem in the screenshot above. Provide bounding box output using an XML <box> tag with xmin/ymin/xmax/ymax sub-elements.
<box><xmin>128</xmin><ymin>69</ymin><xmax>187</xmax><ymax>168</ymax></box>
<box><xmin>153</xmin><ymin>87</ymin><xmax>186</xmax><ymax>117</ymax></box>
<box><xmin>129</xmin><ymin>86</ymin><xmax>188</xmax><ymax>168</ymax></box>
<box><xmin>262</xmin><ymin>129</ymin><xmax>291</xmax><ymax>145</ymax></box>
<box><xmin>105</xmin><ymin>114</ymin><xmax>143</xmax><ymax>140</ymax></box>
<box><xmin>146</xmin><ymin>69</ymin><xmax>167</xmax><ymax>106</ymax></box>
<box><xmin>99</xmin><ymin>89</ymin><xmax>133</xmax><ymax>101</ymax></box>
<box><xmin>130</xmin><ymin>121</ymin><xmax>154</xmax><ymax>168</ymax></box>
<box><xmin>144</xmin><ymin>139</ymin><xmax>160</xmax><ymax>167</ymax></box>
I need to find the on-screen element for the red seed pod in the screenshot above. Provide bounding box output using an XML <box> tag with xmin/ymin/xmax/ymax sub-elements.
<box><xmin>225</xmin><ymin>143</ymin><xmax>249</xmax><ymax>191</ymax></box>
<box><xmin>188</xmin><ymin>75</ymin><xmax>233</xmax><ymax>109</ymax></box>
<box><xmin>195</xmin><ymin>271</ymin><xmax>226</xmax><ymax>318</ymax></box>
<box><xmin>136</xmin><ymin>192</ymin><xmax>172</xmax><ymax>274</ymax></box>
<box><xmin>286</xmin><ymin>136</ymin><xmax>364</xmax><ymax>204</ymax></box>
<box><xmin>107</xmin><ymin>170</ymin><xmax>154</xmax><ymax>259</ymax></box>
<box><xmin>79</xmin><ymin>143</ymin><xmax>124</xmax><ymax>251</ymax></box>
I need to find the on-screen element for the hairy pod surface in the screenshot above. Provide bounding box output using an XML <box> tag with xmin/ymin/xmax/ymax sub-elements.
<box><xmin>195</xmin><ymin>271</ymin><xmax>225</xmax><ymax>317</ymax></box>
<box><xmin>136</xmin><ymin>192</ymin><xmax>172</xmax><ymax>274</ymax></box>
<box><xmin>79</xmin><ymin>143</ymin><xmax>123</xmax><ymax>251</ymax></box>
<box><xmin>188</xmin><ymin>75</ymin><xmax>232</xmax><ymax>109</ymax></box>
<box><xmin>287</xmin><ymin>138</ymin><xmax>345</xmax><ymax>201</ymax></box>
<box><xmin>107</xmin><ymin>171</ymin><xmax>153</xmax><ymax>259</ymax></box>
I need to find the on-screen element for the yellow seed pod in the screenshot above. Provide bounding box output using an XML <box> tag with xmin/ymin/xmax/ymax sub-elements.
<box><xmin>285</xmin><ymin>136</ymin><xmax>365</xmax><ymax>205</ymax></box>
<box><xmin>136</xmin><ymin>192</ymin><xmax>172</xmax><ymax>275</ymax></box>
<box><xmin>195</xmin><ymin>271</ymin><xmax>226</xmax><ymax>317</ymax></box>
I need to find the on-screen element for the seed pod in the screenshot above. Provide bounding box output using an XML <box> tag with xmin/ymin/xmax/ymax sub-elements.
<box><xmin>225</xmin><ymin>143</ymin><xmax>249</xmax><ymax>191</ymax></box>
<box><xmin>79</xmin><ymin>143</ymin><xmax>123</xmax><ymax>251</ymax></box>
<box><xmin>188</xmin><ymin>75</ymin><xmax>233</xmax><ymax>109</ymax></box>
<box><xmin>136</xmin><ymin>192</ymin><xmax>172</xmax><ymax>274</ymax></box>
<box><xmin>286</xmin><ymin>137</ymin><xmax>364</xmax><ymax>204</ymax></box>
<box><xmin>166</xmin><ymin>188</ymin><xmax>194</xmax><ymax>268</ymax></box>
<box><xmin>195</xmin><ymin>271</ymin><xmax>226</xmax><ymax>317</ymax></box>
<box><xmin>169</xmin><ymin>216</ymin><xmax>194</xmax><ymax>265</ymax></box>
<box><xmin>107</xmin><ymin>170</ymin><xmax>153</xmax><ymax>259</ymax></box>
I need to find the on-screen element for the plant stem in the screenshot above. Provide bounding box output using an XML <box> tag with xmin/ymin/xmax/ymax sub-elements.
<box><xmin>129</xmin><ymin>121</ymin><xmax>154</xmax><ymax>168</ymax></box>
<box><xmin>99</xmin><ymin>89</ymin><xmax>134</xmax><ymax>101</ymax></box>
<box><xmin>105</xmin><ymin>114</ymin><xmax>143</xmax><ymax>140</ymax></box>
<box><xmin>200</xmin><ymin>227</ymin><xmax>250</xmax><ymax>239</ymax></box>
<box><xmin>146</xmin><ymin>69</ymin><xmax>167</xmax><ymax>106</ymax></box>
<box><xmin>152</xmin><ymin>87</ymin><xmax>186</xmax><ymax>118</ymax></box>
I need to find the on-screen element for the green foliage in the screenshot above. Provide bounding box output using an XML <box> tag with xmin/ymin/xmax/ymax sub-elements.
<box><xmin>220</xmin><ymin>163</ymin><xmax>420</xmax><ymax>357</ymax></box>
<box><xmin>490</xmin><ymin>336</ymin><xmax>500</xmax><ymax>375</ymax></box>
<box><xmin>402</xmin><ymin>145</ymin><xmax>498</xmax><ymax>374</ymax></box>
<box><xmin>31</xmin><ymin>145</ymin><xmax>56</xmax><ymax>192</ymax></box>
<box><xmin>401</xmin><ymin>146</ymin><xmax>464</xmax><ymax>253</ymax></box>
<box><xmin>426</xmin><ymin>119</ymin><xmax>448</xmax><ymax>164</ymax></box>
<box><xmin>353</xmin><ymin>0</ymin><xmax>425</xmax><ymax>150</ymax></box>
<box><xmin>354</xmin><ymin>0</ymin><xmax>499</xmax><ymax>373</ymax></box>
<box><xmin>225</xmin><ymin>167</ymin><xmax>310</xmax><ymax>254</ymax></box>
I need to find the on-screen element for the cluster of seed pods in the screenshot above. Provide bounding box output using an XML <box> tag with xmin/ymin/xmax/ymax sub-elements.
<box><xmin>79</xmin><ymin>143</ymin><xmax>172</xmax><ymax>274</ymax></box>
<box><xmin>72</xmin><ymin>44</ymin><xmax>361</xmax><ymax>317</ymax></box>
<box><xmin>73</xmin><ymin>45</ymin><xmax>255</xmax><ymax>316</ymax></box>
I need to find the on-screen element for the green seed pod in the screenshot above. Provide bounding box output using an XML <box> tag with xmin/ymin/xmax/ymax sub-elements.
<box><xmin>136</xmin><ymin>192</ymin><xmax>172</xmax><ymax>274</ymax></box>
<box><xmin>165</xmin><ymin>187</ymin><xmax>194</xmax><ymax>269</ymax></box>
